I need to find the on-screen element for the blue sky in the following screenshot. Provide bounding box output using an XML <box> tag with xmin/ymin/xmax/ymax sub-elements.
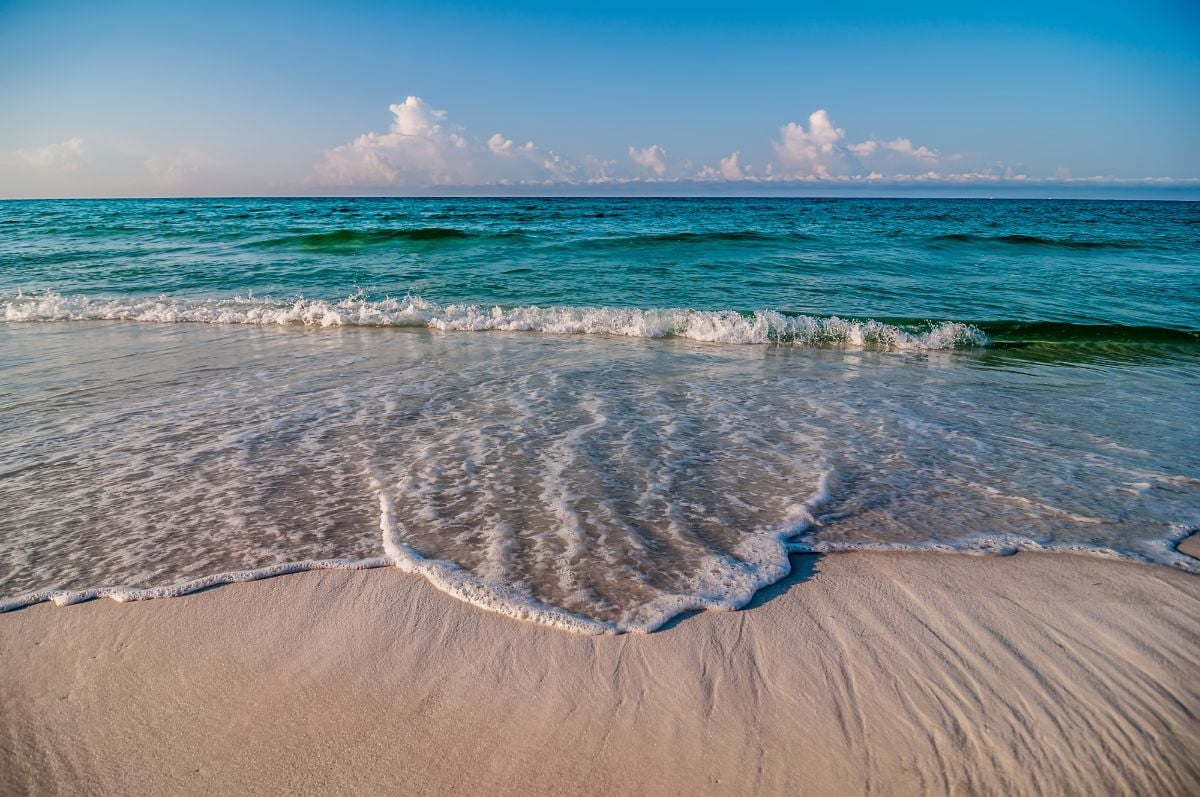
<box><xmin>1</xmin><ymin>0</ymin><xmax>1197</xmax><ymax>196</ymax></box>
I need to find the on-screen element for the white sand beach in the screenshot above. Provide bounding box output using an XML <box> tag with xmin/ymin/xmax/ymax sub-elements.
<box><xmin>2</xmin><ymin>551</ymin><xmax>1197</xmax><ymax>795</ymax></box>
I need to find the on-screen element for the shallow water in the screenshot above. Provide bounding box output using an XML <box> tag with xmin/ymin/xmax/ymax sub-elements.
<box><xmin>1</xmin><ymin>198</ymin><xmax>1197</xmax><ymax>631</ymax></box>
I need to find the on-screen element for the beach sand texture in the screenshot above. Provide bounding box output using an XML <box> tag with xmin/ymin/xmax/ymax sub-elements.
<box><xmin>2</xmin><ymin>551</ymin><xmax>1197</xmax><ymax>795</ymax></box>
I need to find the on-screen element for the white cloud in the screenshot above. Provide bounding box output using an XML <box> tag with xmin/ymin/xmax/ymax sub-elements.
<box><xmin>846</xmin><ymin>135</ymin><xmax>940</xmax><ymax>173</ymax></box>
<box><xmin>538</xmin><ymin>150</ymin><xmax>576</xmax><ymax>181</ymax></box>
<box><xmin>628</xmin><ymin>144</ymin><xmax>667</xmax><ymax>177</ymax></box>
<box><xmin>315</xmin><ymin>96</ymin><xmax>474</xmax><ymax>185</ymax></box>
<box><xmin>16</xmin><ymin>138</ymin><xmax>86</xmax><ymax>171</ymax></box>
<box><xmin>584</xmin><ymin>155</ymin><xmax>618</xmax><ymax>183</ymax></box>
<box><xmin>697</xmin><ymin>151</ymin><xmax>749</xmax><ymax>181</ymax></box>
<box><xmin>315</xmin><ymin>97</ymin><xmax>580</xmax><ymax>186</ymax></box>
<box><xmin>771</xmin><ymin>113</ymin><xmax>940</xmax><ymax>181</ymax></box>
<box><xmin>848</xmin><ymin>140</ymin><xmax>878</xmax><ymax>157</ymax></box>
<box><xmin>772</xmin><ymin>110</ymin><xmax>846</xmax><ymax>179</ymax></box>
<box><xmin>880</xmin><ymin>137</ymin><xmax>937</xmax><ymax>160</ymax></box>
<box><xmin>304</xmin><ymin>97</ymin><xmax>1162</xmax><ymax>190</ymax></box>
<box><xmin>488</xmin><ymin>133</ymin><xmax>518</xmax><ymax>156</ymax></box>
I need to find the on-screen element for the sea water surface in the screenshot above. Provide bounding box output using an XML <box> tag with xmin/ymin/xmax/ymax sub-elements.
<box><xmin>1</xmin><ymin>198</ymin><xmax>1198</xmax><ymax>631</ymax></box>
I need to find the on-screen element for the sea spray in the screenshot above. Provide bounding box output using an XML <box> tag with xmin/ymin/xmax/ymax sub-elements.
<box><xmin>3</xmin><ymin>291</ymin><xmax>988</xmax><ymax>349</ymax></box>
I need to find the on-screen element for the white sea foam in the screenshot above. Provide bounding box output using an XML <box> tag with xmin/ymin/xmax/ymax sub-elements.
<box><xmin>5</xmin><ymin>531</ymin><xmax>1195</xmax><ymax>630</ymax></box>
<box><xmin>0</xmin><ymin>466</ymin><xmax>835</xmax><ymax>633</ymax></box>
<box><xmin>0</xmin><ymin>558</ymin><xmax>393</xmax><ymax>613</ymax></box>
<box><xmin>789</xmin><ymin>527</ymin><xmax>1200</xmax><ymax>575</ymax></box>
<box><xmin>2</xmin><ymin>291</ymin><xmax>988</xmax><ymax>350</ymax></box>
<box><xmin>367</xmin><ymin>466</ymin><xmax>620</xmax><ymax>633</ymax></box>
<box><xmin>359</xmin><ymin>465</ymin><xmax>840</xmax><ymax>634</ymax></box>
<box><xmin>1</xmin><ymin>317</ymin><xmax>1195</xmax><ymax>632</ymax></box>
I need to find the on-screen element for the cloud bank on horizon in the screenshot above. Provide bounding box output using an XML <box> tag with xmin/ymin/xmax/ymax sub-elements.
<box><xmin>7</xmin><ymin>95</ymin><xmax>1195</xmax><ymax>196</ymax></box>
<box><xmin>302</xmin><ymin>96</ymin><xmax>1187</xmax><ymax>190</ymax></box>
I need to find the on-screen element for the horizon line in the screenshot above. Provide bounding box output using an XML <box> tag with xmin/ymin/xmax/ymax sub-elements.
<box><xmin>2</xmin><ymin>193</ymin><xmax>1197</xmax><ymax>202</ymax></box>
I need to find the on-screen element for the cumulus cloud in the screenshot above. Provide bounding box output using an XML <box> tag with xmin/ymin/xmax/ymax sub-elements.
<box><xmin>697</xmin><ymin>151</ymin><xmax>748</xmax><ymax>181</ymax></box>
<box><xmin>772</xmin><ymin>110</ymin><xmax>847</xmax><ymax>179</ymax></box>
<box><xmin>836</xmin><ymin>134</ymin><xmax>942</xmax><ymax>178</ymax></box>
<box><xmin>307</xmin><ymin>96</ymin><xmax>1136</xmax><ymax>189</ymax></box>
<box><xmin>314</xmin><ymin>97</ymin><xmax>580</xmax><ymax>186</ymax></box>
<box><xmin>539</xmin><ymin>150</ymin><xmax>576</xmax><ymax>181</ymax></box>
<box><xmin>628</xmin><ymin>144</ymin><xmax>667</xmax><ymax>177</ymax></box>
<box><xmin>493</xmin><ymin>133</ymin><xmax>577</xmax><ymax>181</ymax></box>
<box><xmin>880</xmin><ymin>137</ymin><xmax>937</xmax><ymax>160</ymax></box>
<box><xmin>16</xmin><ymin>138</ymin><xmax>86</xmax><ymax>171</ymax></box>
<box><xmin>584</xmin><ymin>155</ymin><xmax>618</xmax><ymax>183</ymax></box>
<box><xmin>315</xmin><ymin>96</ymin><xmax>473</xmax><ymax>185</ymax></box>
<box><xmin>316</xmin><ymin>96</ymin><xmax>575</xmax><ymax>187</ymax></box>
<box><xmin>487</xmin><ymin>133</ymin><xmax>520</xmax><ymax>156</ymax></box>
<box><xmin>848</xmin><ymin>140</ymin><xmax>878</xmax><ymax>157</ymax></box>
<box><xmin>768</xmin><ymin>112</ymin><xmax>942</xmax><ymax>180</ymax></box>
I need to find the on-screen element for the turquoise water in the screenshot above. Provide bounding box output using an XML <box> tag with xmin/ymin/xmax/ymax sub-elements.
<box><xmin>3</xmin><ymin>197</ymin><xmax>1198</xmax><ymax>338</ymax></box>
<box><xmin>1</xmin><ymin>198</ymin><xmax>1197</xmax><ymax>631</ymax></box>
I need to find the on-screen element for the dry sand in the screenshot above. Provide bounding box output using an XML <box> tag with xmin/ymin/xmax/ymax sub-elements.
<box><xmin>2</xmin><ymin>551</ymin><xmax>1198</xmax><ymax>796</ymax></box>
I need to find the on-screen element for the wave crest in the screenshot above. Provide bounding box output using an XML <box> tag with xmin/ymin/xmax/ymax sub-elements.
<box><xmin>2</xmin><ymin>292</ymin><xmax>988</xmax><ymax>350</ymax></box>
<box><xmin>249</xmin><ymin>227</ymin><xmax>479</xmax><ymax>250</ymax></box>
<box><xmin>927</xmin><ymin>233</ymin><xmax>1139</xmax><ymax>250</ymax></box>
<box><xmin>588</xmin><ymin>230</ymin><xmax>812</xmax><ymax>247</ymax></box>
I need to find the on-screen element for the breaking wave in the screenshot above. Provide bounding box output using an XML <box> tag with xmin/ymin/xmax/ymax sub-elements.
<box><xmin>2</xmin><ymin>292</ymin><xmax>989</xmax><ymax>350</ymax></box>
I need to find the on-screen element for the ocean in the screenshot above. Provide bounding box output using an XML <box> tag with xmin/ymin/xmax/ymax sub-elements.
<box><xmin>1</xmin><ymin>197</ymin><xmax>1197</xmax><ymax>631</ymax></box>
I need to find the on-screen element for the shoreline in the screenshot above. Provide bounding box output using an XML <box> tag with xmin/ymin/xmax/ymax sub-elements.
<box><xmin>4</xmin><ymin>535</ymin><xmax>1197</xmax><ymax>627</ymax></box>
<box><xmin>2</xmin><ymin>551</ymin><xmax>1197</xmax><ymax>795</ymax></box>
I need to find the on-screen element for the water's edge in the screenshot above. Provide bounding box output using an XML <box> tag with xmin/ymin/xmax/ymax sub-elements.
<box><xmin>5</xmin><ymin>523</ymin><xmax>1195</xmax><ymax>635</ymax></box>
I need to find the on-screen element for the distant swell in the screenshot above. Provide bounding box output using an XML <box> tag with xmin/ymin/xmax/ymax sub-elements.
<box><xmin>3</xmin><ymin>292</ymin><xmax>987</xmax><ymax>350</ymax></box>
<box><xmin>927</xmin><ymin>233</ymin><xmax>1140</xmax><ymax>250</ymax></box>
<box><xmin>590</xmin><ymin>230</ymin><xmax>813</xmax><ymax>247</ymax></box>
<box><xmin>250</xmin><ymin>227</ymin><xmax>480</xmax><ymax>250</ymax></box>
